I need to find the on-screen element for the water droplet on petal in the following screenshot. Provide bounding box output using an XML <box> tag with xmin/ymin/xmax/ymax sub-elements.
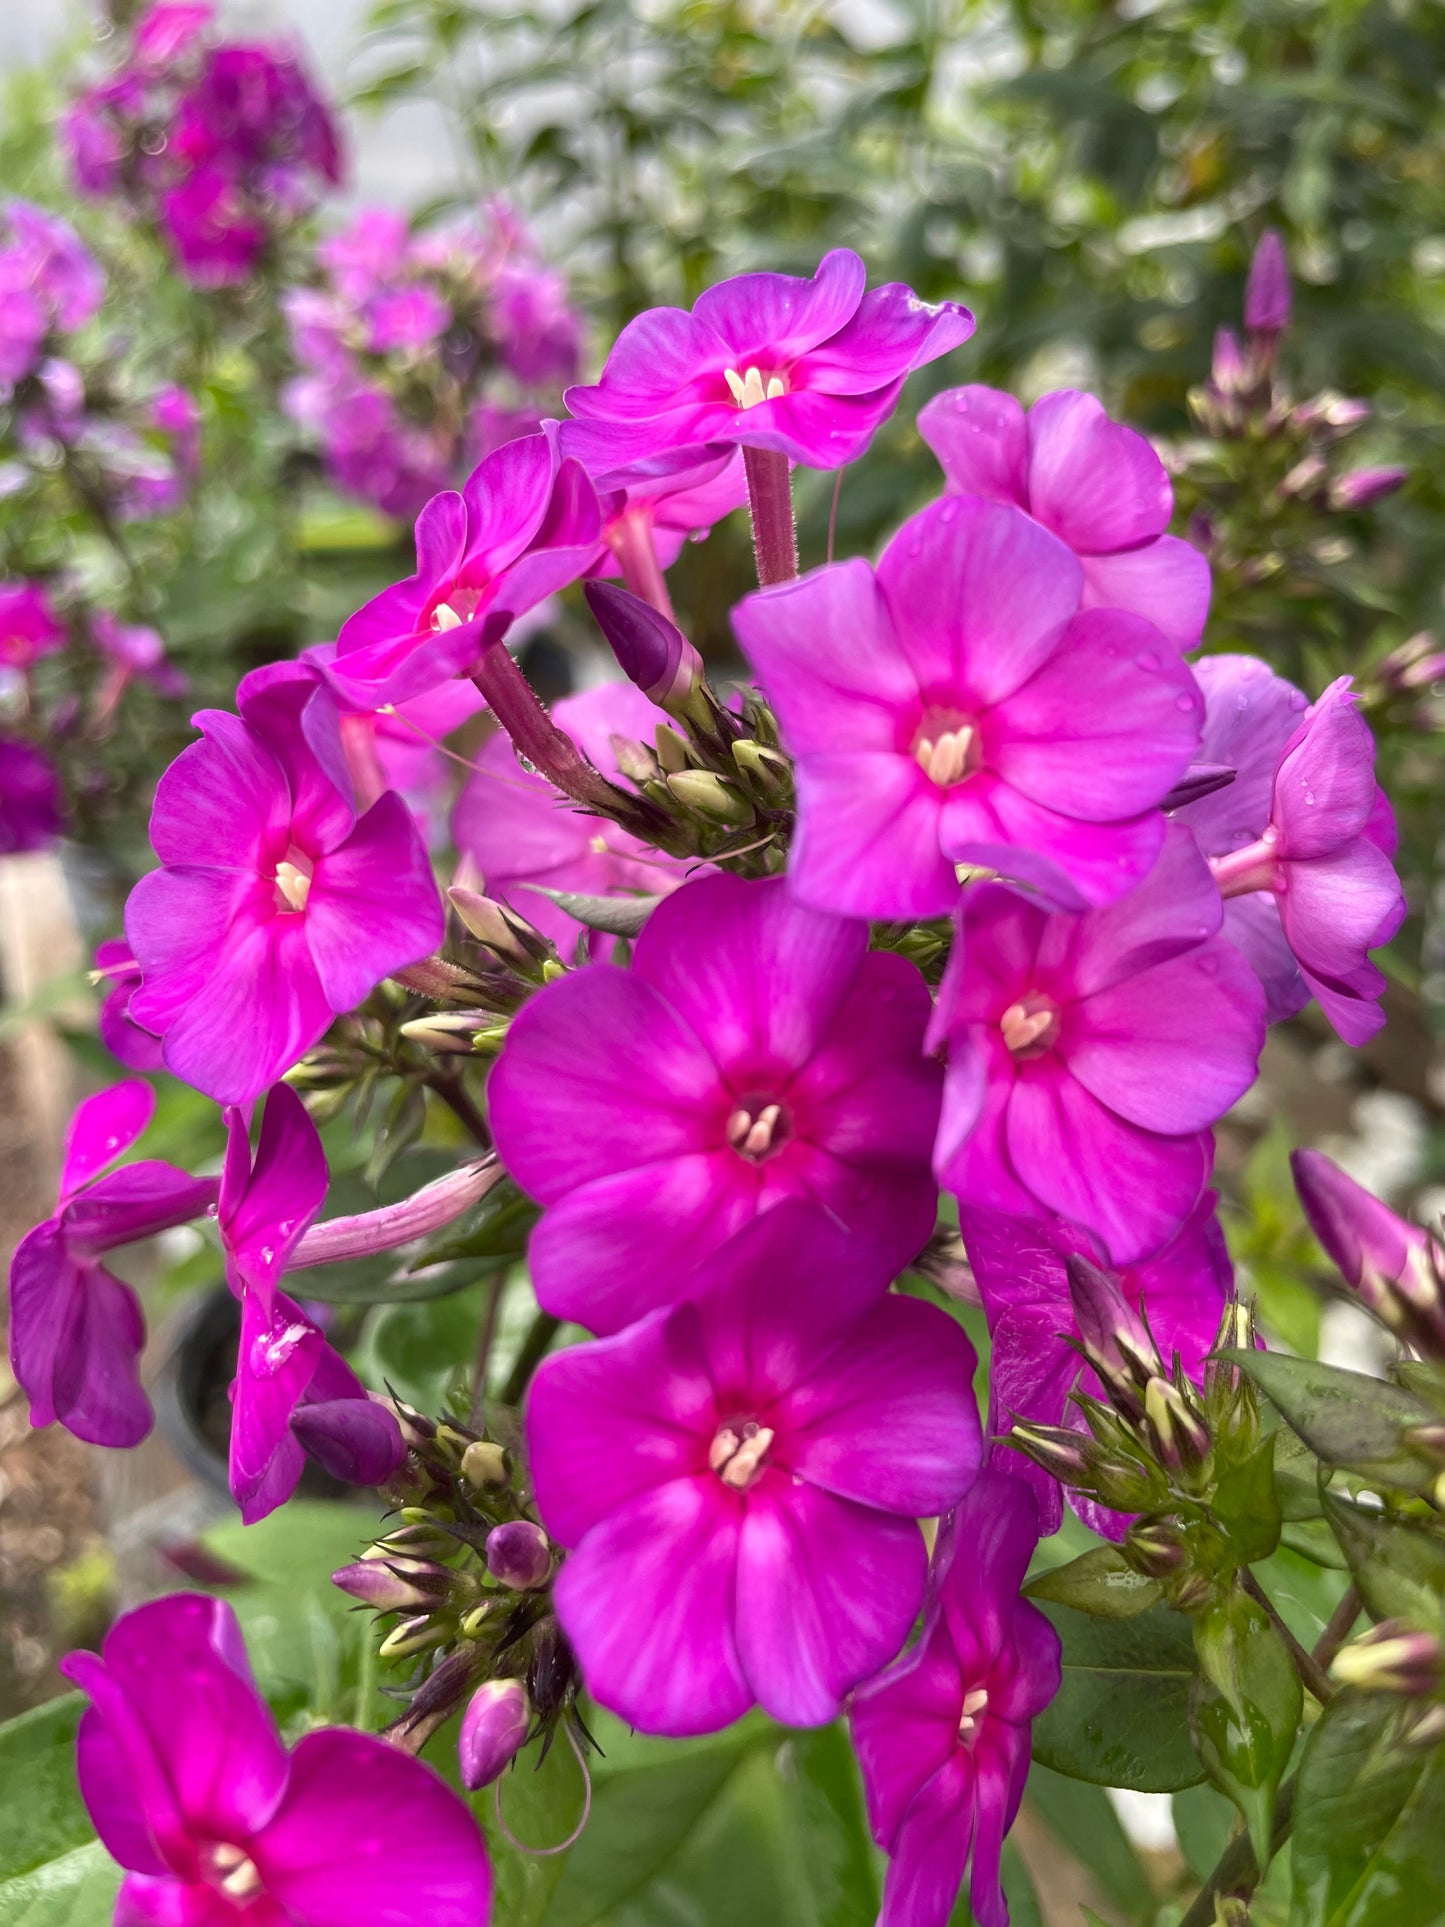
<box><xmin>1175</xmin><ymin>693</ymin><xmax>1197</xmax><ymax>711</ymax></box>
<box><xmin>1135</xmin><ymin>650</ymin><xmax>1160</xmax><ymax>670</ymax></box>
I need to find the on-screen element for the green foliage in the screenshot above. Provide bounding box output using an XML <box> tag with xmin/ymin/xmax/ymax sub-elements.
<box><xmin>1225</xmin><ymin>1352</ymin><xmax>1439</xmax><ymax>1493</ymax></box>
<box><xmin>0</xmin><ymin>1845</ymin><xmax>120</xmax><ymax>1927</ymax></box>
<box><xmin>0</xmin><ymin>1698</ymin><xmax>116</xmax><ymax>1927</ymax></box>
<box><xmin>1024</xmin><ymin>1545</ymin><xmax>1162</xmax><ymax>1618</ymax></box>
<box><xmin>1029</xmin><ymin>1599</ymin><xmax>1205</xmax><ymax>1792</ymax></box>
<box><xmin>1323</xmin><ymin>1494</ymin><xmax>1445</xmax><ymax>1629</ymax></box>
<box><xmin>1190</xmin><ymin>1589</ymin><xmax>1303</xmax><ymax>1866</ymax></box>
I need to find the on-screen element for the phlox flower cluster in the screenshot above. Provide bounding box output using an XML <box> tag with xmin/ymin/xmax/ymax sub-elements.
<box><xmin>285</xmin><ymin>203</ymin><xmax>585</xmax><ymax>519</ymax></box>
<box><xmin>10</xmin><ymin>237</ymin><xmax>1415</xmax><ymax>1927</ymax></box>
<box><xmin>63</xmin><ymin>2</ymin><xmax>341</xmax><ymax>286</ymax></box>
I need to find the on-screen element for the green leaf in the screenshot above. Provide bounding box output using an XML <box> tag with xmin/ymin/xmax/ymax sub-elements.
<box><xmin>1214</xmin><ymin>1432</ymin><xmax>1283</xmax><ymax>1565</ymax></box>
<box><xmin>1323</xmin><ymin>1494</ymin><xmax>1445</xmax><ymax>1629</ymax></box>
<box><xmin>0</xmin><ymin>1842</ymin><xmax>120</xmax><ymax>1927</ymax></box>
<box><xmin>1173</xmin><ymin>1781</ymin><xmax>1237</xmax><ymax>1884</ymax></box>
<box><xmin>0</xmin><ymin>1698</ymin><xmax>92</xmax><ymax>1883</ymax></box>
<box><xmin>1024</xmin><ymin>1545</ymin><xmax>1162</xmax><ymax>1618</ymax></box>
<box><xmin>1029</xmin><ymin>1601</ymin><xmax>1204</xmax><ymax>1792</ymax></box>
<box><xmin>484</xmin><ymin>1729</ymin><xmax>589</xmax><ymax>1927</ymax></box>
<box><xmin>355</xmin><ymin>1279</ymin><xmax>489</xmax><ymax>1411</ymax></box>
<box><xmin>1190</xmin><ymin>1589</ymin><xmax>1302</xmax><ymax>1869</ymax></box>
<box><xmin>1222</xmin><ymin>1352</ymin><xmax>1436</xmax><ymax>1493</ymax></box>
<box><xmin>775</xmin><ymin>1724</ymin><xmax>879</xmax><ymax>1927</ymax></box>
<box><xmin>1025</xmin><ymin>1766</ymin><xmax>1153</xmax><ymax>1917</ymax></box>
<box><xmin>1291</xmin><ymin>1692</ymin><xmax>1445</xmax><ymax>1927</ymax></box>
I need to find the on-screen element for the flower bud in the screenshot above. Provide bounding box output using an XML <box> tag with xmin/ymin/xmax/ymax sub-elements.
<box><xmin>1376</xmin><ymin>633</ymin><xmax>1445</xmax><ymax>695</ymax></box>
<box><xmin>1291</xmin><ymin>1149</ymin><xmax>1445</xmax><ymax>1354</ymax></box>
<box><xmin>1066</xmin><ymin>1253</ymin><xmax>1161</xmax><ymax>1407</ymax></box>
<box><xmin>731</xmin><ymin>738</ymin><xmax>792</xmax><ymax>795</ymax></box>
<box><xmin>584</xmin><ymin>580</ymin><xmax>705</xmax><ymax>714</ymax></box>
<box><xmin>666</xmin><ymin>769</ymin><xmax>756</xmax><ymax>827</ymax></box>
<box><xmin>1162</xmin><ymin>762</ymin><xmax>1237</xmax><ymax>812</ymax></box>
<box><xmin>1279</xmin><ymin>453</ymin><xmax>1328</xmax><ymax>501</ymax></box>
<box><xmin>1332</xmin><ymin>1621</ymin><xmax>1444</xmax><ymax>1697</ymax></box>
<box><xmin>1143</xmin><ymin>1377</ymin><xmax>1211</xmax><ymax>1475</ymax></box>
<box><xmin>292</xmin><ymin>1158</ymin><xmax>500</xmax><ymax>1266</ymax></box>
<box><xmin>1245</xmin><ymin>228</ymin><xmax>1292</xmax><ymax>337</ymax></box>
<box><xmin>471</xmin><ymin>1022</ymin><xmax>513</xmax><ymax>1056</ymax></box>
<box><xmin>291</xmin><ymin>1398</ymin><xmax>406</xmax><ymax>1487</ymax></box>
<box><xmin>1006</xmin><ymin>1421</ymin><xmax>1097</xmax><ymax>1487</ymax></box>
<box><xmin>458</xmin><ymin>1679</ymin><xmax>531</xmax><ymax>1790</ymax></box>
<box><xmin>1330</xmin><ymin>465</ymin><xmax>1409</xmax><ymax>512</ymax></box>
<box><xmin>1210</xmin><ymin>326</ymin><xmax>1249</xmax><ymax>396</ymax></box>
<box><xmin>449</xmin><ymin>887</ymin><xmax>556</xmax><ymax>973</ymax></box>
<box><xmin>1125</xmin><ymin>1517</ymin><xmax>1189</xmax><ymax>1580</ymax></box>
<box><xmin>379</xmin><ymin>1614</ymin><xmax>450</xmax><ymax>1659</ymax></box>
<box><xmin>1091</xmin><ymin>1453</ymin><xmax>1169</xmax><ymax>1515</ymax></box>
<box><xmin>332</xmin><ymin>1557</ymin><xmax>450</xmax><ymax>1611</ymax></box>
<box><xmin>486</xmin><ymin>1520</ymin><xmax>553</xmax><ymax>1591</ymax></box>
<box><xmin>399</xmin><ymin>1010</ymin><xmax>495</xmax><ymax>1053</ymax></box>
<box><xmin>373</xmin><ymin>1522</ymin><xmax>456</xmax><ymax>1557</ymax></box>
<box><xmin>462</xmin><ymin>1439</ymin><xmax>509</xmax><ymax>1491</ymax></box>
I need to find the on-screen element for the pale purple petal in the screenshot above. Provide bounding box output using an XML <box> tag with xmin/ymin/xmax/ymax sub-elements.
<box><xmin>1176</xmin><ymin>655</ymin><xmax>1306</xmax><ymax>857</ymax></box>
<box><xmin>955</xmin><ymin>783</ymin><xmax>1166</xmax><ymax>911</ymax></box>
<box><xmin>789</xmin><ymin>752</ymin><xmax>954</xmax><ymax>919</ymax></box>
<box><xmin>527</xmin><ymin>1306</ymin><xmax>715</xmax><ymax>1545</ymax></box>
<box><xmin>304</xmin><ymin>791</ymin><xmax>443</xmax><ymax>1011</ymax></box>
<box><xmin>1079</xmin><ymin>536</ymin><xmax>1211</xmax><ymax>653</ymax></box>
<box><xmin>1026</xmin><ymin>390</ymin><xmax>1172</xmax><ymax>552</ymax></box>
<box><xmin>147</xmin><ymin>714</ymin><xmax>289</xmax><ymax>872</ymax></box>
<box><xmin>1052</xmin><ymin>822</ymin><xmax>1224</xmax><ymax>998</ymax></box>
<box><xmin>1221</xmin><ymin>892</ymin><xmax>1308</xmax><ymax>1024</ymax></box>
<box><xmin>1273</xmin><ymin>678</ymin><xmax>1378</xmax><ymax>858</ymax></box>
<box><xmin>876</xmin><ymin>497</ymin><xmax>1081</xmax><ymax>707</ymax></box>
<box><xmin>157</xmin><ymin>913</ymin><xmax>333</xmax><ymax>1107</ymax></box>
<box><xmin>987</xmin><ymin>607</ymin><xmax>1200</xmax><ymax>819</ymax></box>
<box><xmin>1279</xmin><ymin>837</ymin><xmax>1404</xmax><ymax>985</ymax></box>
<box><xmin>59</xmin><ymin>1080</ymin><xmax>156</xmax><ymax>1202</ymax></box>
<box><xmin>734</xmin><ymin>1476</ymin><xmax>928</xmax><ymax>1726</ymax></box>
<box><xmin>917</xmin><ymin>385</ymin><xmax>1029</xmax><ymax>508</ymax></box>
<box><xmin>553</xmin><ymin>1476</ymin><xmax>752</xmax><ymax>1736</ymax></box>
<box><xmin>256</xmin><ymin>1729</ymin><xmax>491</xmax><ymax>1927</ymax></box>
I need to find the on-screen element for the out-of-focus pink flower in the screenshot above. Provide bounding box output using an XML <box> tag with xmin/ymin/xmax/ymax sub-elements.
<box><xmin>218</xmin><ymin>1086</ymin><xmax>403</xmax><ymax>1521</ymax></box>
<box><xmin>529</xmin><ymin>1201</ymin><xmax>981</xmax><ymax>1733</ymax></box>
<box><xmin>125</xmin><ymin>662</ymin><xmax>443</xmax><ymax>1104</ymax></box>
<box><xmin>1331</xmin><ymin>466</ymin><xmax>1408</xmax><ymax>511</ymax></box>
<box><xmin>95</xmin><ymin>938</ymin><xmax>164</xmax><ymax>1071</ymax></box>
<box><xmin>734</xmin><ymin>495</ymin><xmax>1202</xmax><ymax>920</ymax></box>
<box><xmin>62</xmin><ymin>1593</ymin><xmax>493</xmax><ymax>1926</ymax></box>
<box><xmin>1245</xmin><ymin>229</ymin><xmax>1292</xmax><ymax>337</ymax></box>
<box><xmin>1292</xmin><ymin>1149</ymin><xmax>1445</xmax><ymax>1353</ymax></box>
<box><xmin>0</xmin><ymin>736</ymin><xmax>65</xmax><ymax>853</ymax></box>
<box><xmin>8</xmin><ymin>1082</ymin><xmax>217</xmax><ymax>1446</ymax></box>
<box><xmin>918</xmin><ymin>386</ymin><xmax>1212</xmax><ymax>652</ymax></box>
<box><xmin>1178</xmin><ymin>659</ymin><xmax>1405</xmax><ymax>1044</ymax></box>
<box><xmin>563</xmin><ymin>249</ymin><xmax>973</xmax><ymax>470</ymax></box>
<box><xmin>932</xmin><ymin>827</ymin><xmax>1266</xmax><ymax>1262</ymax></box>
<box><xmin>960</xmin><ymin>1195</ymin><xmax>1231</xmax><ymax>1536</ymax></box>
<box><xmin>134</xmin><ymin>3</ymin><xmax>214</xmax><ymax>66</ymax></box>
<box><xmin>92</xmin><ymin>611</ymin><xmax>187</xmax><ymax>721</ymax></box>
<box><xmin>328</xmin><ymin>434</ymin><xmax>601</xmax><ymax>706</ymax></box>
<box><xmin>490</xmin><ymin>872</ymin><xmax>943</xmax><ymax>1331</ymax></box>
<box><xmin>0</xmin><ymin>202</ymin><xmax>104</xmax><ymax>387</ymax></box>
<box><xmin>0</xmin><ymin>581</ymin><xmax>65</xmax><ymax>669</ymax></box>
<box><xmin>851</xmin><ymin>1473</ymin><xmax>1060</xmax><ymax>1927</ymax></box>
<box><xmin>161</xmin><ymin>163</ymin><xmax>269</xmax><ymax>285</ymax></box>
<box><xmin>453</xmin><ymin>681</ymin><xmax>692</xmax><ymax>956</ymax></box>
<box><xmin>571</xmin><ymin>443</ymin><xmax>748</xmax><ymax>608</ymax></box>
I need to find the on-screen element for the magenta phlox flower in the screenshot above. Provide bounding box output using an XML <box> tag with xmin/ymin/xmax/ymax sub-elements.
<box><xmin>918</xmin><ymin>385</ymin><xmax>1212</xmax><ymax>652</ymax></box>
<box><xmin>329</xmin><ymin>433</ymin><xmax>602</xmax><ymax>706</ymax></box>
<box><xmin>125</xmin><ymin>660</ymin><xmax>443</xmax><ymax>1104</ymax></box>
<box><xmin>490</xmin><ymin>871</ymin><xmax>944</xmax><ymax>1331</ymax></box>
<box><xmin>316</xmin><ymin>205</ymin><xmax>409</xmax><ymax>300</ymax></box>
<box><xmin>734</xmin><ymin>495</ymin><xmax>1203</xmax><ymax>919</ymax></box>
<box><xmin>563</xmin><ymin>249</ymin><xmax>974</xmax><ymax>470</ymax></box>
<box><xmin>134</xmin><ymin>3</ymin><xmax>214</xmax><ymax>64</ymax></box>
<box><xmin>93</xmin><ymin>612</ymin><xmax>188</xmax><ymax>722</ymax></box>
<box><xmin>0</xmin><ymin>203</ymin><xmax>103</xmax><ymax>388</ymax></box>
<box><xmin>0</xmin><ymin>581</ymin><xmax>66</xmax><ymax>668</ymax></box>
<box><xmin>162</xmin><ymin>163</ymin><xmax>268</xmax><ymax>285</ymax></box>
<box><xmin>850</xmin><ymin>1471</ymin><xmax>1060</xmax><ymax>1927</ymax></box>
<box><xmin>528</xmin><ymin>1201</ymin><xmax>981</xmax><ymax>1734</ymax></box>
<box><xmin>960</xmin><ymin>1194</ymin><xmax>1230</xmax><ymax>1536</ymax></box>
<box><xmin>932</xmin><ymin>826</ymin><xmax>1266</xmax><ymax>1262</ymax></box>
<box><xmin>1176</xmin><ymin>656</ymin><xmax>1405</xmax><ymax>1043</ymax></box>
<box><xmin>8</xmin><ymin>1081</ymin><xmax>216</xmax><ymax>1447</ymax></box>
<box><xmin>1245</xmin><ymin>229</ymin><xmax>1292</xmax><ymax>338</ymax></box>
<box><xmin>95</xmin><ymin>938</ymin><xmax>164</xmax><ymax>1071</ymax></box>
<box><xmin>576</xmin><ymin>442</ymin><xmax>749</xmax><ymax>581</ymax></box>
<box><xmin>0</xmin><ymin>735</ymin><xmax>66</xmax><ymax>853</ymax></box>
<box><xmin>62</xmin><ymin>1593</ymin><xmax>492</xmax><ymax>1926</ymax></box>
<box><xmin>453</xmin><ymin>681</ymin><xmax>694</xmax><ymax>956</ymax></box>
<box><xmin>492</xmin><ymin>250</ymin><xmax>584</xmax><ymax>389</ymax></box>
<box><xmin>219</xmin><ymin>1085</ymin><xmax>403</xmax><ymax>1520</ymax></box>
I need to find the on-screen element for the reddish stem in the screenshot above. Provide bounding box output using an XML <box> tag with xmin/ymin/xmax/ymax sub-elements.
<box><xmin>609</xmin><ymin>509</ymin><xmax>676</xmax><ymax>620</ymax></box>
<box><xmin>743</xmin><ymin>446</ymin><xmax>799</xmax><ymax>586</ymax></box>
<box><xmin>471</xmin><ymin>646</ymin><xmax>616</xmax><ymax>811</ymax></box>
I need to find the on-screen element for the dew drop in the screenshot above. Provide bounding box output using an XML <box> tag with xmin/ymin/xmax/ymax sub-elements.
<box><xmin>1134</xmin><ymin>649</ymin><xmax>1160</xmax><ymax>670</ymax></box>
<box><xmin>1175</xmin><ymin>693</ymin><xmax>1197</xmax><ymax>711</ymax></box>
<box><xmin>939</xmin><ymin>500</ymin><xmax>958</xmax><ymax>523</ymax></box>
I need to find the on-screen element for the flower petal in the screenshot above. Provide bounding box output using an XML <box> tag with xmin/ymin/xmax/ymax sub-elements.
<box><xmin>790</xmin><ymin>751</ymin><xmax>955</xmax><ymax>920</ymax></box>
<box><xmin>876</xmin><ymin>1753</ymin><xmax>975</xmax><ymax>1927</ymax></box>
<box><xmin>305</xmin><ymin>791</ymin><xmax>443</xmax><ymax>1012</ymax></box>
<box><xmin>695</xmin><ymin>249</ymin><xmax>868</xmax><ymax>364</ymax></box>
<box><xmin>1026</xmin><ymin>390</ymin><xmax>1173</xmax><ymax>552</ymax></box>
<box><xmin>917</xmin><ymin>385</ymin><xmax>1029</xmax><ymax>508</ymax></box>
<box><xmin>59</xmin><ymin>1081</ymin><xmax>156</xmax><ymax>1203</ymax></box>
<box><xmin>1080</xmin><ymin>535</ymin><xmax>1211</xmax><ymax>653</ymax></box>
<box><xmin>147</xmin><ymin>713</ymin><xmax>288</xmax><ymax>872</ymax></box>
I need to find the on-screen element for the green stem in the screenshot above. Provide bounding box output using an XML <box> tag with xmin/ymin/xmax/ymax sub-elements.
<box><xmin>1179</xmin><ymin>1775</ymin><xmax>1298</xmax><ymax>1927</ymax></box>
<box><xmin>1242</xmin><ymin>1569</ymin><xmax>1336</xmax><ymax>1704</ymax></box>
<box><xmin>468</xmin><ymin>1275</ymin><xmax>507</xmax><ymax>1431</ymax></box>
<box><xmin>501</xmin><ymin>1311</ymin><xmax>562</xmax><ymax>1407</ymax></box>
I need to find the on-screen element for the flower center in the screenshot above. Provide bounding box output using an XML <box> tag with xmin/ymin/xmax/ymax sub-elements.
<box><xmin>709</xmin><ymin>1420</ymin><xmax>775</xmax><ymax>1490</ymax></box>
<box><xmin>204</xmin><ymin>1843</ymin><xmax>263</xmax><ymax>1902</ymax></box>
<box><xmin>1000</xmin><ymin>993</ymin><xmax>1060</xmax><ymax>1059</ymax></box>
<box><xmin>725</xmin><ymin>1098</ymin><xmax>791</xmax><ymax>1162</ymax></box>
<box><xmin>958</xmin><ymin>1685</ymin><xmax>989</xmax><ymax>1743</ymax></box>
<box><xmin>273</xmin><ymin>849</ymin><xmax>314</xmax><ymax>914</ymax></box>
<box><xmin>911</xmin><ymin>708</ymin><xmax>980</xmax><ymax>789</ymax></box>
<box><xmin>428</xmin><ymin>585</ymin><xmax>484</xmax><ymax>633</ymax></box>
<box><xmin>724</xmin><ymin>365</ymin><xmax>787</xmax><ymax>410</ymax></box>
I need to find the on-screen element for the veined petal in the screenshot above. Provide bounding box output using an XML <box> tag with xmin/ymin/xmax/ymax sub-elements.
<box><xmin>917</xmin><ymin>384</ymin><xmax>1029</xmax><ymax>508</ymax></box>
<box><xmin>1026</xmin><ymin>389</ymin><xmax>1173</xmax><ymax>552</ymax></box>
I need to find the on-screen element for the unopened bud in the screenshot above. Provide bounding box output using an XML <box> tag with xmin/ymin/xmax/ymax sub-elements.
<box><xmin>333</xmin><ymin>1557</ymin><xmax>450</xmax><ymax>1611</ymax></box>
<box><xmin>458</xmin><ymin>1679</ymin><xmax>532</xmax><ymax>1789</ymax></box>
<box><xmin>1006</xmin><ymin>1422</ymin><xmax>1097</xmax><ymax>1487</ymax></box>
<box><xmin>731</xmin><ymin>738</ymin><xmax>791</xmax><ymax>794</ymax></box>
<box><xmin>666</xmin><ymin>769</ymin><xmax>756</xmax><ymax>827</ymax></box>
<box><xmin>471</xmin><ymin>1022</ymin><xmax>513</xmax><ymax>1056</ymax></box>
<box><xmin>1330</xmin><ymin>465</ymin><xmax>1409</xmax><ymax>511</ymax></box>
<box><xmin>459</xmin><ymin>1602</ymin><xmax>496</xmax><ymax>1640</ymax></box>
<box><xmin>486</xmin><ymin>1520</ymin><xmax>552</xmax><ymax>1591</ymax></box>
<box><xmin>1291</xmin><ymin>1149</ymin><xmax>1445</xmax><ymax>1355</ymax></box>
<box><xmin>449</xmin><ymin>887</ymin><xmax>557</xmax><ymax>973</ymax></box>
<box><xmin>462</xmin><ymin>1440</ymin><xmax>509</xmax><ymax>1491</ymax></box>
<box><xmin>654</xmin><ymin>724</ymin><xmax>690</xmax><ymax>773</ymax></box>
<box><xmin>399</xmin><ymin>1010</ymin><xmax>496</xmax><ymax>1054</ymax></box>
<box><xmin>1162</xmin><ymin>762</ymin><xmax>1237</xmax><ymax>811</ymax></box>
<box><xmin>373</xmin><ymin>1522</ymin><xmax>457</xmax><ymax>1559</ymax></box>
<box><xmin>1125</xmin><ymin>1517</ymin><xmax>1189</xmax><ymax>1580</ymax></box>
<box><xmin>1066</xmin><ymin>1254</ymin><xmax>1161</xmax><ymax>1408</ymax></box>
<box><xmin>1144</xmin><ymin>1377</ymin><xmax>1211</xmax><ymax>1474</ymax></box>
<box><xmin>1332</xmin><ymin>1621</ymin><xmax>1443</xmax><ymax>1697</ymax></box>
<box><xmin>1279</xmin><ymin>454</ymin><xmax>1328</xmax><ymax>501</ymax></box>
<box><xmin>1210</xmin><ymin>326</ymin><xmax>1249</xmax><ymax>397</ymax></box>
<box><xmin>1244</xmin><ymin>228</ymin><xmax>1292</xmax><ymax>337</ymax></box>
<box><xmin>584</xmin><ymin>580</ymin><xmax>705</xmax><ymax>714</ymax></box>
<box><xmin>1092</xmin><ymin>1452</ymin><xmax>1169</xmax><ymax>1514</ymax></box>
<box><xmin>1377</xmin><ymin>633</ymin><xmax>1445</xmax><ymax>696</ymax></box>
<box><xmin>379</xmin><ymin>1614</ymin><xmax>450</xmax><ymax>1659</ymax></box>
<box><xmin>291</xmin><ymin>1398</ymin><xmax>406</xmax><ymax>1487</ymax></box>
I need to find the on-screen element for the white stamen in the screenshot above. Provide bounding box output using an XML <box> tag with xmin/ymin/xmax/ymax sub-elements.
<box><xmin>274</xmin><ymin>859</ymin><xmax>311</xmax><ymax>913</ymax></box>
<box><xmin>210</xmin><ymin>1845</ymin><xmax>262</xmax><ymax>1901</ymax></box>
<box><xmin>724</xmin><ymin>365</ymin><xmax>785</xmax><ymax>411</ymax></box>
<box><xmin>914</xmin><ymin>724</ymin><xmax>975</xmax><ymax>788</ymax></box>
<box><xmin>431</xmin><ymin>600</ymin><xmax>464</xmax><ymax>631</ymax></box>
<box><xmin>710</xmin><ymin>1421</ymin><xmax>775</xmax><ymax>1489</ymax></box>
<box><xmin>1000</xmin><ymin>1001</ymin><xmax>1058</xmax><ymax>1056</ymax></box>
<box><xmin>727</xmin><ymin>1102</ymin><xmax>783</xmax><ymax>1160</ymax></box>
<box><xmin>958</xmin><ymin>1685</ymin><xmax>990</xmax><ymax>1740</ymax></box>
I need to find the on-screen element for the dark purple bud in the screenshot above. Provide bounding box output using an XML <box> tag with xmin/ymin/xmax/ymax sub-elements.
<box><xmin>292</xmin><ymin>1397</ymin><xmax>406</xmax><ymax>1487</ymax></box>
<box><xmin>1125</xmin><ymin>1517</ymin><xmax>1188</xmax><ymax>1579</ymax></box>
<box><xmin>486</xmin><ymin>1520</ymin><xmax>552</xmax><ymax>1590</ymax></box>
<box><xmin>1245</xmin><ymin>228</ymin><xmax>1292</xmax><ymax>336</ymax></box>
<box><xmin>584</xmin><ymin>579</ymin><xmax>704</xmax><ymax>713</ymax></box>
<box><xmin>1006</xmin><ymin>1421</ymin><xmax>1097</xmax><ymax>1486</ymax></box>
<box><xmin>332</xmin><ymin>1556</ymin><xmax>450</xmax><ymax>1611</ymax></box>
<box><xmin>448</xmin><ymin>887</ymin><xmax>556</xmax><ymax>973</ymax></box>
<box><xmin>1163</xmin><ymin>762</ymin><xmax>1237</xmax><ymax>811</ymax></box>
<box><xmin>1330</xmin><ymin>466</ymin><xmax>1409</xmax><ymax>511</ymax></box>
<box><xmin>1066</xmin><ymin>1253</ymin><xmax>1160</xmax><ymax>1390</ymax></box>
<box><xmin>458</xmin><ymin>1679</ymin><xmax>531</xmax><ymax>1789</ymax></box>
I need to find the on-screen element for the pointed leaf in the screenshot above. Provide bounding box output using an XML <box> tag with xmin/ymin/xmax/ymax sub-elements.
<box><xmin>1030</xmin><ymin>1601</ymin><xmax>1204</xmax><ymax>1792</ymax></box>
